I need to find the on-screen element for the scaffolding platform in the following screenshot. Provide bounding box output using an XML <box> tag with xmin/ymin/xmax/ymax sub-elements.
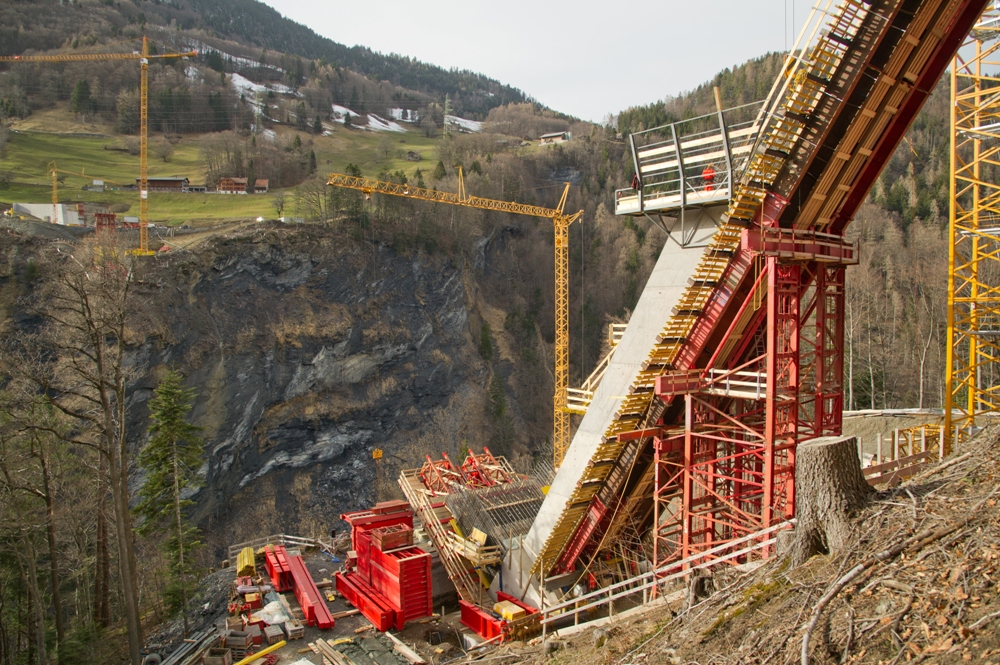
<box><xmin>615</xmin><ymin>101</ymin><xmax>763</xmax><ymax>217</ymax></box>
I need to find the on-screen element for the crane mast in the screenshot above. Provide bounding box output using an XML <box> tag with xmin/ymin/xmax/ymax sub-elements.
<box><xmin>327</xmin><ymin>170</ymin><xmax>583</xmax><ymax>467</ymax></box>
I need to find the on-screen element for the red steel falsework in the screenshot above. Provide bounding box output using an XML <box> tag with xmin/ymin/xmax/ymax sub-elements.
<box><xmin>652</xmin><ymin>239</ymin><xmax>851</xmax><ymax>568</ymax></box>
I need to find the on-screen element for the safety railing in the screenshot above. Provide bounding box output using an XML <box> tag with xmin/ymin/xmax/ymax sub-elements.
<box><xmin>608</xmin><ymin>323</ymin><xmax>627</xmax><ymax>347</ymax></box>
<box><xmin>566</xmin><ymin>323</ymin><xmax>629</xmax><ymax>414</ymax></box>
<box><xmin>538</xmin><ymin>520</ymin><xmax>794</xmax><ymax>630</ymax></box>
<box><xmin>226</xmin><ymin>533</ymin><xmax>332</xmax><ymax>567</ymax></box>
<box><xmin>615</xmin><ymin>101</ymin><xmax>764</xmax><ymax>216</ymax></box>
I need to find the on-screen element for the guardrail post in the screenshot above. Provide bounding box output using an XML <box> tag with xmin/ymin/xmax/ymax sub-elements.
<box><xmin>921</xmin><ymin>429</ymin><xmax>927</xmax><ymax>454</ymax></box>
<box><xmin>876</xmin><ymin>433</ymin><xmax>883</xmax><ymax>464</ymax></box>
<box><xmin>893</xmin><ymin>429</ymin><xmax>899</xmax><ymax>460</ymax></box>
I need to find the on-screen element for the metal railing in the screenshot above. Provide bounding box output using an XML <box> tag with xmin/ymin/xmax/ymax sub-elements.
<box><xmin>226</xmin><ymin>533</ymin><xmax>332</xmax><ymax>567</ymax></box>
<box><xmin>566</xmin><ymin>324</ymin><xmax>629</xmax><ymax>414</ymax></box>
<box><xmin>615</xmin><ymin>101</ymin><xmax>764</xmax><ymax>216</ymax></box>
<box><xmin>538</xmin><ymin>520</ymin><xmax>794</xmax><ymax>629</ymax></box>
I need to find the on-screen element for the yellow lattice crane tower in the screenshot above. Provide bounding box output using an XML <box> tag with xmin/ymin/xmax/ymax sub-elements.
<box><xmin>945</xmin><ymin>5</ymin><xmax>1000</xmax><ymax>452</ymax></box>
<box><xmin>0</xmin><ymin>37</ymin><xmax>196</xmax><ymax>253</ymax></box>
<box><xmin>48</xmin><ymin>161</ymin><xmax>88</xmax><ymax>221</ymax></box>
<box><xmin>327</xmin><ymin>169</ymin><xmax>583</xmax><ymax>467</ymax></box>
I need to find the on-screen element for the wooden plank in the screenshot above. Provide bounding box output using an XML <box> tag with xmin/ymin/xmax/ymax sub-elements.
<box><xmin>864</xmin><ymin>451</ymin><xmax>930</xmax><ymax>476</ymax></box>
<box><xmin>384</xmin><ymin>632</ymin><xmax>427</xmax><ymax>665</ymax></box>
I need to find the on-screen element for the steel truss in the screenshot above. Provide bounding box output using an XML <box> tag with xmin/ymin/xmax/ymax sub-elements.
<box><xmin>652</xmin><ymin>257</ymin><xmax>847</xmax><ymax>568</ymax></box>
<box><xmin>945</xmin><ymin>7</ymin><xmax>1000</xmax><ymax>450</ymax></box>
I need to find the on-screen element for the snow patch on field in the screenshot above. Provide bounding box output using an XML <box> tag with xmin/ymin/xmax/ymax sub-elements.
<box><xmin>390</xmin><ymin>108</ymin><xmax>419</xmax><ymax>122</ymax></box>
<box><xmin>445</xmin><ymin>115</ymin><xmax>483</xmax><ymax>133</ymax></box>
<box><xmin>229</xmin><ymin>73</ymin><xmax>298</xmax><ymax>98</ymax></box>
<box><xmin>332</xmin><ymin>105</ymin><xmax>362</xmax><ymax>118</ymax></box>
<box><xmin>229</xmin><ymin>72</ymin><xmax>267</xmax><ymax>95</ymax></box>
<box><xmin>269</xmin><ymin>82</ymin><xmax>296</xmax><ymax>95</ymax></box>
<box><xmin>366</xmin><ymin>114</ymin><xmax>406</xmax><ymax>133</ymax></box>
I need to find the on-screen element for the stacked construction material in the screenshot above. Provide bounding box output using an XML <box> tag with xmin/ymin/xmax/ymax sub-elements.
<box><xmin>458</xmin><ymin>592</ymin><xmax>537</xmax><ymax>643</ymax></box>
<box><xmin>236</xmin><ymin>546</ymin><xmax>257</xmax><ymax>577</ymax></box>
<box><xmin>340</xmin><ymin>500</ymin><xmax>414</xmax><ymax>551</ymax></box>
<box><xmin>256</xmin><ymin>545</ymin><xmax>333</xmax><ymax>630</ymax></box>
<box><xmin>287</xmin><ymin>552</ymin><xmax>335</xmax><ymax>629</ymax></box>
<box><xmin>366</xmin><ymin>533</ymin><xmax>431</xmax><ymax>627</ymax></box>
<box><xmin>336</xmin><ymin>503</ymin><xmax>432</xmax><ymax>631</ymax></box>
<box><xmin>263</xmin><ymin>545</ymin><xmax>293</xmax><ymax>592</ymax></box>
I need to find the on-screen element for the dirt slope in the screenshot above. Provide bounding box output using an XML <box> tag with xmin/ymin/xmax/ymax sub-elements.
<box><xmin>500</xmin><ymin>428</ymin><xmax>1000</xmax><ymax>665</ymax></box>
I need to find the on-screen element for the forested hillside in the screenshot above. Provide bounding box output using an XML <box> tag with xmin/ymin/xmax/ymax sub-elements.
<box><xmin>0</xmin><ymin>0</ymin><xmax>527</xmax><ymax>120</ymax></box>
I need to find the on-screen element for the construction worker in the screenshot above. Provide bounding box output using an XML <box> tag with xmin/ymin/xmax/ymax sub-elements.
<box><xmin>702</xmin><ymin>164</ymin><xmax>716</xmax><ymax>192</ymax></box>
<box><xmin>631</xmin><ymin>173</ymin><xmax>642</xmax><ymax>191</ymax></box>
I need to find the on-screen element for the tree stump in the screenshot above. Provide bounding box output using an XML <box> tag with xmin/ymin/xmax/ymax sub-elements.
<box><xmin>789</xmin><ymin>435</ymin><xmax>874</xmax><ymax>566</ymax></box>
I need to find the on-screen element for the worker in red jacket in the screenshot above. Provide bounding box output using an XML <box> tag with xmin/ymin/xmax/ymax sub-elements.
<box><xmin>702</xmin><ymin>164</ymin><xmax>716</xmax><ymax>192</ymax></box>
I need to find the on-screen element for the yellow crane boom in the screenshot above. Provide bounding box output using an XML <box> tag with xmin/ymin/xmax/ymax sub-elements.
<box><xmin>327</xmin><ymin>170</ymin><xmax>583</xmax><ymax>467</ymax></box>
<box><xmin>1</xmin><ymin>37</ymin><xmax>197</xmax><ymax>253</ymax></box>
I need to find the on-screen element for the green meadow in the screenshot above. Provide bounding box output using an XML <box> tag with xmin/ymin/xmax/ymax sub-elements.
<box><xmin>0</xmin><ymin>108</ymin><xmax>445</xmax><ymax>226</ymax></box>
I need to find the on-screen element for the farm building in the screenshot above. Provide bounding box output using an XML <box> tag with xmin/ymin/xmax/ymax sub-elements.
<box><xmin>135</xmin><ymin>176</ymin><xmax>190</xmax><ymax>192</ymax></box>
<box><xmin>218</xmin><ymin>178</ymin><xmax>270</xmax><ymax>194</ymax></box>
<box><xmin>538</xmin><ymin>131</ymin><xmax>571</xmax><ymax>145</ymax></box>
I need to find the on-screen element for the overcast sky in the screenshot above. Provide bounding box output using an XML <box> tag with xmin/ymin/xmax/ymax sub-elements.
<box><xmin>258</xmin><ymin>0</ymin><xmax>812</xmax><ymax>122</ymax></box>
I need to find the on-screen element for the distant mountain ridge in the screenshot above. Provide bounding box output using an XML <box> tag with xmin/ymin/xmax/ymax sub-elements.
<box><xmin>0</xmin><ymin>0</ymin><xmax>529</xmax><ymax>118</ymax></box>
<box><xmin>185</xmin><ymin>0</ymin><xmax>529</xmax><ymax>116</ymax></box>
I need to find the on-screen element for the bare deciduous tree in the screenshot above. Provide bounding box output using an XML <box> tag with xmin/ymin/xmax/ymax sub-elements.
<box><xmin>3</xmin><ymin>234</ymin><xmax>146</xmax><ymax>665</ymax></box>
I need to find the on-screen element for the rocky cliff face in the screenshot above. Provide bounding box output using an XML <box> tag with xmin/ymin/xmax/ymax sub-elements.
<box><xmin>125</xmin><ymin>224</ymin><xmax>498</xmax><ymax>557</ymax></box>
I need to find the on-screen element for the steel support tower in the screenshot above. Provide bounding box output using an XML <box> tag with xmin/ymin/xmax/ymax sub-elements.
<box><xmin>945</xmin><ymin>6</ymin><xmax>1000</xmax><ymax>450</ymax></box>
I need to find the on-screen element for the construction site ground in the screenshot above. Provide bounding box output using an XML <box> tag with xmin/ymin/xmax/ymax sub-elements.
<box><xmin>148</xmin><ymin>549</ymin><xmax>471</xmax><ymax>665</ymax></box>
<box><xmin>474</xmin><ymin>426</ymin><xmax>1000</xmax><ymax>665</ymax></box>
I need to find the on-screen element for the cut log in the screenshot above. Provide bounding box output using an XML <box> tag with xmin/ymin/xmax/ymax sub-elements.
<box><xmin>790</xmin><ymin>435</ymin><xmax>874</xmax><ymax>567</ymax></box>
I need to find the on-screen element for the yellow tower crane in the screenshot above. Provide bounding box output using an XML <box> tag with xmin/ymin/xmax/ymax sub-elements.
<box><xmin>327</xmin><ymin>169</ymin><xmax>583</xmax><ymax>468</ymax></box>
<box><xmin>48</xmin><ymin>161</ymin><xmax>88</xmax><ymax>223</ymax></box>
<box><xmin>1</xmin><ymin>37</ymin><xmax>197</xmax><ymax>254</ymax></box>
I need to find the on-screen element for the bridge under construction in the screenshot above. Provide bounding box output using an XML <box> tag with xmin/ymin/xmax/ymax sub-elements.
<box><xmin>332</xmin><ymin>0</ymin><xmax>1000</xmax><ymax>639</ymax></box>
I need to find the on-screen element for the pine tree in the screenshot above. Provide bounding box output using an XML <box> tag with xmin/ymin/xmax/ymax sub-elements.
<box><xmin>135</xmin><ymin>369</ymin><xmax>204</xmax><ymax>635</ymax></box>
<box><xmin>313</xmin><ymin>114</ymin><xmax>323</xmax><ymax>134</ymax></box>
<box><xmin>70</xmin><ymin>79</ymin><xmax>91</xmax><ymax>114</ymax></box>
<box><xmin>432</xmin><ymin>160</ymin><xmax>446</xmax><ymax>181</ymax></box>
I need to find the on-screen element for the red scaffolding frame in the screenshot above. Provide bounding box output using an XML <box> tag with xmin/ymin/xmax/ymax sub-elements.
<box><xmin>651</xmin><ymin>246</ymin><xmax>850</xmax><ymax>569</ymax></box>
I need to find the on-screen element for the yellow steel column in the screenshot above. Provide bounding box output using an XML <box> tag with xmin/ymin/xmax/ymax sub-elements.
<box><xmin>553</xmin><ymin>216</ymin><xmax>571</xmax><ymax>467</ymax></box>
<box><xmin>945</xmin><ymin>8</ymin><xmax>1000</xmax><ymax>453</ymax></box>
<box><xmin>945</xmin><ymin>54</ymin><xmax>959</xmax><ymax>452</ymax></box>
<box><xmin>139</xmin><ymin>36</ymin><xmax>151</xmax><ymax>255</ymax></box>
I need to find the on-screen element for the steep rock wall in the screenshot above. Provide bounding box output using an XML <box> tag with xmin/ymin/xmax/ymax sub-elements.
<box><xmin>128</xmin><ymin>225</ymin><xmax>496</xmax><ymax>556</ymax></box>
